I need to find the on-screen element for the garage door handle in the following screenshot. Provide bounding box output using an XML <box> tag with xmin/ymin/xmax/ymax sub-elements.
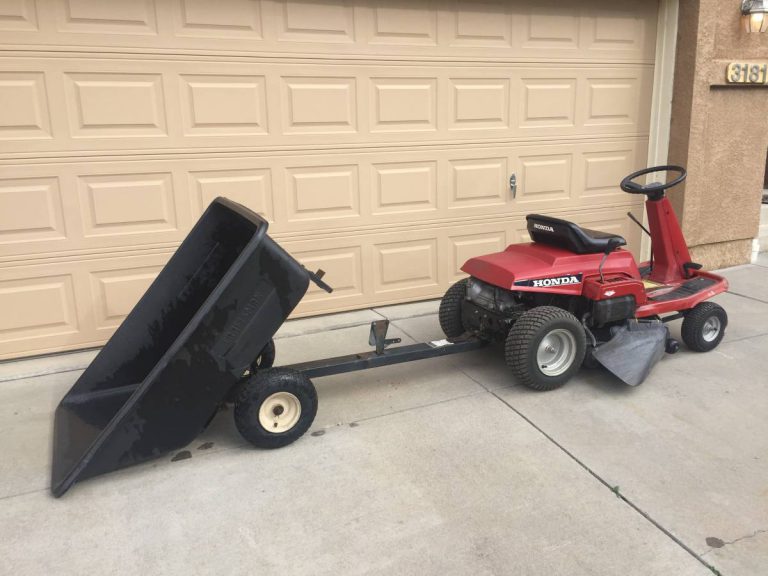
<box><xmin>510</xmin><ymin>174</ymin><xmax>517</xmax><ymax>199</ymax></box>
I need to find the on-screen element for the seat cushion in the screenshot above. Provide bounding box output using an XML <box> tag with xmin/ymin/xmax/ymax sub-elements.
<box><xmin>526</xmin><ymin>214</ymin><xmax>627</xmax><ymax>254</ymax></box>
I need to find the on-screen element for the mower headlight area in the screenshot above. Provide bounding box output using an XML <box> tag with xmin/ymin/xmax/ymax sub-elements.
<box><xmin>466</xmin><ymin>277</ymin><xmax>523</xmax><ymax>316</ymax></box>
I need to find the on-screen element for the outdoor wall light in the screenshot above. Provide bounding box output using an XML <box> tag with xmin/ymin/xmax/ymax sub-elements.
<box><xmin>742</xmin><ymin>0</ymin><xmax>768</xmax><ymax>33</ymax></box>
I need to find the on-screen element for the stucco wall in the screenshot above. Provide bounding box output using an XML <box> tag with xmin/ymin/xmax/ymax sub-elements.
<box><xmin>668</xmin><ymin>0</ymin><xmax>768</xmax><ymax>268</ymax></box>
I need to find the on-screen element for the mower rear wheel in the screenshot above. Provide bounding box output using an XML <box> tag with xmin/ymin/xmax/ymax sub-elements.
<box><xmin>439</xmin><ymin>279</ymin><xmax>468</xmax><ymax>338</ymax></box>
<box><xmin>505</xmin><ymin>306</ymin><xmax>586</xmax><ymax>391</ymax></box>
<box><xmin>234</xmin><ymin>368</ymin><xmax>317</xmax><ymax>449</ymax></box>
<box><xmin>681</xmin><ymin>302</ymin><xmax>727</xmax><ymax>352</ymax></box>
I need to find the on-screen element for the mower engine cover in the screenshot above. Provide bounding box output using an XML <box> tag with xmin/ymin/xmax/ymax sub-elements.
<box><xmin>461</xmin><ymin>242</ymin><xmax>640</xmax><ymax>295</ymax></box>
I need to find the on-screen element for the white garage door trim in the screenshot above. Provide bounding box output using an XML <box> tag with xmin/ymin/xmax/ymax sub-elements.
<box><xmin>644</xmin><ymin>0</ymin><xmax>679</xmax><ymax>260</ymax></box>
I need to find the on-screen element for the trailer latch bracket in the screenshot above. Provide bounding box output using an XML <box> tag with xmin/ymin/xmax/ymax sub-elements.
<box><xmin>305</xmin><ymin>267</ymin><xmax>334</xmax><ymax>293</ymax></box>
<box><xmin>368</xmin><ymin>320</ymin><xmax>401</xmax><ymax>355</ymax></box>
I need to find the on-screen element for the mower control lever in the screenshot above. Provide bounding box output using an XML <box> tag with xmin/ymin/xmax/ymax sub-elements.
<box><xmin>598</xmin><ymin>238</ymin><xmax>624</xmax><ymax>283</ymax></box>
<box><xmin>620</xmin><ymin>165</ymin><xmax>687</xmax><ymax>199</ymax></box>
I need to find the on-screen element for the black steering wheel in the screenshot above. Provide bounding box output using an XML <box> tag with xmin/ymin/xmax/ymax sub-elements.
<box><xmin>620</xmin><ymin>165</ymin><xmax>687</xmax><ymax>198</ymax></box>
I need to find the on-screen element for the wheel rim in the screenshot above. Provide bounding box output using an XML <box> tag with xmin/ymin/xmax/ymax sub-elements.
<box><xmin>537</xmin><ymin>329</ymin><xmax>577</xmax><ymax>377</ymax></box>
<box><xmin>258</xmin><ymin>392</ymin><xmax>302</xmax><ymax>433</ymax></box>
<box><xmin>702</xmin><ymin>316</ymin><xmax>722</xmax><ymax>342</ymax></box>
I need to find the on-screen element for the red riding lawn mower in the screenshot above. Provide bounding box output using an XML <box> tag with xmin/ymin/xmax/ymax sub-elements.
<box><xmin>439</xmin><ymin>165</ymin><xmax>729</xmax><ymax>388</ymax></box>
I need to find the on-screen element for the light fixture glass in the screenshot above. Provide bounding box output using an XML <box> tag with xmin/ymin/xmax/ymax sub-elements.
<box><xmin>742</xmin><ymin>0</ymin><xmax>768</xmax><ymax>33</ymax></box>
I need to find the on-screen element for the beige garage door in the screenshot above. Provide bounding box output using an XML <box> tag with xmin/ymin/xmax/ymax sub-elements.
<box><xmin>0</xmin><ymin>0</ymin><xmax>658</xmax><ymax>359</ymax></box>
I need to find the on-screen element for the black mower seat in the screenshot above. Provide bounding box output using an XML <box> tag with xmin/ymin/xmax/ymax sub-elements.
<box><xmin>526</xmin><ymin>214</ymin><xmax>627</xmax><ymax>255</ymax></box>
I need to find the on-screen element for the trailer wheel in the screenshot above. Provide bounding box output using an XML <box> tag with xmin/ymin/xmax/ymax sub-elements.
<box><xmin>681</xmin><ymin>302</ymin><xmax>727</xmax><ymax>352</ymax></box>
<box><xmin>234</xmin><ymin>368</ymin><xmax>317</xmax><ymax>449</ymax></box>
<box><xmin>251</xmin><ymin>338</ymin><xmax>276</xmax><ymax>372</ymax></box>
<box><xmin>439</xmin><ymin>279</ymin><xmax>468</xmax><ymax>338</ymax></box>
<box><xmin>505</xmin><ymin>306</ymin><xmax>586</xmax><ymax>391</ymax></box>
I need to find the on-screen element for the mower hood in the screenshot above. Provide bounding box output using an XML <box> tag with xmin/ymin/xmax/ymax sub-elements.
<box><xmin>461</xmin><ymin>242</ymin><xmax>636</xmax><ymax>295</ymax></box>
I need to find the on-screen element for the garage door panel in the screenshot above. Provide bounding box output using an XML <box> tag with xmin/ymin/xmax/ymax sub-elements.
<box><xmin>0</xmin><ymin>251</ymin><xmax>173</xmax><ymax>359</ymax></box>
<box><xmin>578</xmin><ymin>145</ymin><xmax>648</xmax><ymax>202</ymax></box>
<box><xmin>89</xmin><ymin>264</ymin><xmax>162</xmax><ymax>331</ymax></box>
<box><xmin>274</xmin><ymin>0</ymin><xmax>355</xmax><ymax>44</ymax></box>
<box><xmin>180</xmin><ymin>74</ymin><xmax>268</xmax><ymax>136</ymax></box>
<box><xmin>516</xmin><ymin>154</ymin><xmax>573</xmax><ymax>205</ymax></box>
<box><xmin>448</xmin><ymin>229</ymin><xmax>507</xmax><ymax>283</ymax></box>
<box><xmin>174</xmin><ymin>0</ymin><xmax>264</xmax><ymax>40</ymax></box>
<box><xmin>371</xmin><ymin>160</ymin><xmax>438</xmax><ymax>215</ymax></box>
<box><xmin>449</xmin><ymin>77</ymin><xmax>510</xmax><ymax>131</ymax></box>
<box><xmin>77</xmin><ymin>172</ymin><xmax>176</xmax><ymax>237</ymax></box>
<box><xmin>0</xmin><ymin>176</ymin><xmax>66</xmax><ymax>244</ymax></box>
<box><xmin>284</xmin><ymin>163</ymin><xmax>360</xmax><ymax>222</ymax></box>
<box><xmin>0</xmin><ymin>0</ymin><xmax>38</xmax><ymax>32</ymax></box>
<box><xmin>64</xmin><ymin>72</ymin><xmax>168</xmax><ymax>138</ymax></box>
<box><xmin>367</xmin><ymin>0</ymin><xmax>438</xmax><ymax>47</ymax></box>
<box><xmin>373</xmin><ymin>237</ymin><xmax>439</xmax><ymax>294</ymax></box>
<box><xmin>0</xmin><ymin>59</ymin><xmax>653</xmax><ymax>154</ymax></box>
<box><xmin>584</xmin><ymin>1</ymin><xmax>656</xmax><ymax>55</ymax></box>
<box><xmin>292</xmin><ymin>245</ymin><xmax>363</xmax><ymax>303</ymax></box>
<box><xmin>0</xmin><ymin>71</ymin><xmax>51</xmax><ymax>141</ymax></box>
<box><xmin>518</xmin><ymin>77</ymin><xmax>577</xmax><ymax>131</ymax></box>
<box><xmin>1</xmin><ymin>0</ymin><xmax>655</xmax><ymax>62</ymax></box>
<box><xmin>370</xmin><ymin>76</ymin><xmax>437</xmax><ymax>133</ymax></box>
<box><xmin>189</xmin><ymin>168</ymin><xmax>274</xmax><ymax>223</ymax></box>
<box><xmin>0</xmin><ymin>268</ymin><xmax>84</xmax><ymax>359</ymax></box>
<box><xmin>54</xmin><ymin>0</ymin><xmax>159</xmax><ymax>35</ymax></box>
<box><xmin>0</xmin><ymin>274</ymin><xmax>78</xmax><ymax>338</ymax></box>
<box><xmin>515</xmin><ymin>2</ymin><xmax>580</xmax><ymax>51</ymax></box>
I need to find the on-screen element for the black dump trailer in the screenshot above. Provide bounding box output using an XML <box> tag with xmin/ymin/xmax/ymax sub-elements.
<box><xmin>51</xmin><ymin>199</ymin><xmax>313</xmax><ymax>497</ymax></box>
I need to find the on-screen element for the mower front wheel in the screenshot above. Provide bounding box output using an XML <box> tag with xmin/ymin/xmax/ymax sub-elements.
<box><xmin>505</xmin><ymin>306</ymin><xmax>586</xmax><ymax>391</ymax></box>
<box><xmin>681</xmin><ymin>302</ymin><xmax>727</xmax><ymax>352</ymax></box>
<box><xmin>439</xmin><ymin>279</ymin><xmax>468</xmax><ymax>338</ymax></box>
<box><xmin>234</xmin><ymin>368</ymin><xmax>318</xmax><ymax>449</ymax></box>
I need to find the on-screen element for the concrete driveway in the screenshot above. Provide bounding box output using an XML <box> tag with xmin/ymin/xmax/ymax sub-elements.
<box><xmin>1</xmin><ymin>256</ymin><xmax>767</xmax><ymax>575</ymax></box>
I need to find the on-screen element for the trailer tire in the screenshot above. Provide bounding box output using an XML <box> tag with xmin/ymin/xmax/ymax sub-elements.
<box><xmin>439</xmin><ymin>279</ymin><xmax>468</xmax><ymax>338</ymax></box>
<box><xmin>505</xmin><ymin>306</ymin><xmax>586</xmax><ymax>391</ymax></box>
<box><xmin>251</xmin><ymin>338</ymin><xmax>276</xmax><ymax>372</ymax></box>
<box><xmin>234</xmin><ymin>368</ymin><xmax>317</xmax><ymax>449</ymax></box>
<box><xmin>681</xmin><ymin>302</ymin><xmax>727</xmax><ymax>352</ymax></box>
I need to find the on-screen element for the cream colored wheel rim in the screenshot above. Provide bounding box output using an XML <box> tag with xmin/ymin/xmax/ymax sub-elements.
<box><xmin>258</xmin><ymin>392</ymin><xmax>301</xmax><ymax>433</ymax></box>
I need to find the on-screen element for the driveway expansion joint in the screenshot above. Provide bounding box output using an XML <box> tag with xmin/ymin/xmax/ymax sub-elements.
<box><xmin>486</xmin><ymin>388</ymin><xmax>724</xmax><ymax>576</ymax></box>
<box><xmin>725</xmin><ymin>290</ymin><xmax>768</xmax><ymax>305</ymax></box>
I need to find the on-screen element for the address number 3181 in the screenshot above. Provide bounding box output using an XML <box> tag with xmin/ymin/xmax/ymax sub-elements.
<box><xmin>727</xmin><ymin>62</ymin><xmax>768</xmax><ymax>84</ymax></box>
